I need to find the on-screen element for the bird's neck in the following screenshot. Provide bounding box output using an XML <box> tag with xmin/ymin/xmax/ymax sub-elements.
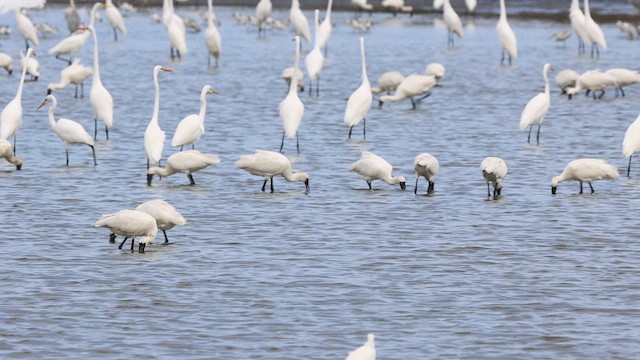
<box><xmin>326</xmin><ymin>0</ymin><xmax>333</xmax><ymax>18</ymax></box>
<box><xmin>48</xmin><ymin>102</ymin><xmax>58</xmax><ymax>129</ymax></box>
<box><xmin>15</xmin><ymin>52</ymin><xmax>30</xmax><ymax>101</ymax></box>
<box><xmin>584</xmin><ymin>0</ymin><xmax>591</xmax><ymax>17</ymax></box>
<box><xmin>152</xmin><ymin>71</ymin><xmax>161</xmax><ymax>124</ymax></box>
<box><xmin>360</xmin><ymin>38</ymin><xmax>368</xmax><ymax>83</ymax></box>
<box><xmin>90</xmin><ymin>28</ymin><xmax>102</xmax><ymax>84</ymax></box>
<box><xmin>149</xmin><ymin>165</ymin><xmax>175</xmax><ymax>177</ymax></box>
<box><xmin>198</xmin><ymin>91</ymin><xmax>209</xmax><ymax>119</ymax></box>
<box><xmin>499</xmin><ymin>0</ymin><xmax>507</xmax><ymax>21</ymax></box>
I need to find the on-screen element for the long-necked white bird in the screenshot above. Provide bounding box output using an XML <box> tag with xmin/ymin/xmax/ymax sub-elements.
<box><xmin>350</xmin><ymin>151</ymin><xmax>406</xmax><ymax>190</ymax></box>
<box><xmin>605</xmin><ymin>68</ymin><xmax>640</xmax><ymax>97</ymax></box>
<box><xmin>36</xmin><ymin>94</ymin><xmax>96</xmax><ymax>166</ymax></box>
<box><xmin>519</xmin><ymin>63</ymin><xmax>553</xmax><ymax>144</ymax></box>
<box><xmin>64</xmin><ymin>0</ymin><xmax>81</xmax><ymax>34</ymax></box>
<box><xmin>566</xmin><ymin>70</ymin><xmax>616</xmax><ymax>100</ymax></box>
<box><xmin>344</xmin><ymin>37</ymin><xmax>371</xmax><ymax>140</ymax></box>
<box><xmin>0</xmin><ymin>138</ymin><xmax>21</xmax><ymax>170</ymax></box>
<box><xmin>135</xmin><ymin>199</ymin><xmax>187</xmax><ymax>244</ymax></box>
<box><xmin>0</xmin><ymin>52</ymin><xmax>12</xmax><ymax>75</ymax></box>
<box><xmin>555</xmin><ymin>69</ymin><xmax>580</xmax><ymax>94</ymax></box>
<box><xmin>15</xmin><ymin>8</ymin><xmax>38</xmax><ymax>51</ymax></box>
<box><xmin>379</xmin><ymin>74</ymin><xmax>436</xmax><ymax>109</ymax></box>
<box><xmin>47</xmin><ymin>58</ymin><xmax>93</xmax><ymax>98</ymax></box>
<box><xmin>551</xmin><ymin>158</ymin><xmax>619</xmax><ymax>194</ymax></box>
<box><xmin>279</xmin><ymin>36</ymin><xmax>305</xmax><ymax>153</ymax></box>
<box><xmin>425</xmin><ymin>63</ymin><xmax>445</xmax><ymax>84</ymax></box>
<box><xmin>345</xmin><ymin>334</ymin><xmax>376</xmax><ymax>360</ymax></box>
<box><xmin>255</xmin><ymin>0</ymin><xmax>272</xmax><ymax>35</ymax></box>
<box><xmin>205</xmin><ymin>0</ymin><xmax>221</xmax><ymax>67</ymax></box>
<box><xmin>583</xmin><ymin>0</ymin><xmax>606</xmax><ymax>58</ymax></box>
<box><xmin>49</xmin><ymin>2</ymin><xmax>102</xmax><ymax>65</ymax></box>
<box><xmin>290</xmin><ymin>0</ymin><xmax>311</xmax><ymax>44</ymax></box>
<box><xmin>305</xmin><ymin>9</ymin><xmax>324</xmax><ymax>97</ymax></box>
<box><xmin>496</xmin><ymin>0</ymin><xmax>517</xmax><ymax>65</ymax></box>
<box><xmin>317</xmin><ymin>0</ymin><xmax>333</xmax><ymax>53</ymax></box>
<box><xmin>235</xmin><ymin>150</ymin><xmax>310</xmax><ymax>193</ymax></box>
<box><xmin>94</xmin><ymin>209</ymin><xmax>158</xmax><ymax>253</ymax></box>
<box><xmin>163</xmin><ymin>0</ymin><xmax>187</xmax><ymax>60</ymax></box>
<box><xmin>465</xmin><ymin>0</ymin><xmax>477</xmax><ymax>12</ymax></box>
<box><xmin>19</xmin><ymin>50</ymin><xmax>38</xmax><ymax>81</ymax></box>
<box><xmin>104</xmin><ymin>0</ymin><xmax>126</xmax><ymax>41</ymax></box>
<box><xmin>171</xmin><ymin>85</ymin><xmax>218</xmax><ymax>151</ymax></box>
<box><xmin>442</xmin><ymin>0</ymin><xmax>463</xmax><ymax>48</ymax></box>
<box><xmin>569</xmin><ymin>0</ymin><xmax>588</xmax><ymax>54</ymax></box>
<box><xmin>622</xmin><ymin>114</ymin><xmax>640</xmax><ymax>177</ymax></box>
<box><xmin>481</xmin><ymin>156</ymin><xmax>507</xmax><ymax>198</ymax></box>
<box><xmin>145</xmin><ymin>65</ymin><xmax>172</xmax><ymax>169</ymax></box>
<box><xmin>414</xmin><ymin>153</ymin><xmax>439</xmax><ymax>195</ymax></box>
<box><xmin>371</xmin><ymin>71</ymin><xmax>404</xmax><ymax>95</ymax></box>
<box><xmin>82</xmin><ymin>26</ymin><xmax>114</xmax><ymax>140</ymax></box>
<box><xmin>147</xmin><ymin>150</ymin><xmax>220</xmax><ymax>186</ymax></box>
<box><xmin>0</xmin><ymin>47</ymin><xmax>33</xmax><ymax>155</ymax></box>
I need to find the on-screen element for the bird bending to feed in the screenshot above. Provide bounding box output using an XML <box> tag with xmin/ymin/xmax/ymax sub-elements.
<box><xmin>0</xmin><ymin>52</ymin><xmax>12</xmax><ymax>75</ymax></box>
<box><xmin>622</xmin><ymin>114</ymin><xmax>640</xmax><ymax>177</ymax></box>
<box><xmin>519</xmin><ymin>63</ymin><xmax>553</xmax><ymax>144</ymax></box>
<box><xmin>566</xmin><ymin>70</ymin><xmax>616</xmax><ymax>100</ymax></box>
<box><xmin>282</xmin><ymin>66</ymin><xmax>304</xmax><ymax>92</ymax></box>
<box><xmin>551</xmin><ymin>158</ymin><xmax>619</xmax><ymax>194</ymax></box>
<box><xmin>105</xmin><ymin>0</ymin><xmax>127</xmax><ymax>41</ymax></box>
<box><xmin>235</xmin><ymin>150</ymin><xmax>310</xmax><ymax>193</ymax></box>
<box><xmin>19</xmin><ymin>50</ymin><xmax>39</xmax><ymax>81</ymax></box>
<box><xmin>345</xmin><ymin>333</ymin><xmax>376</xmax><ymax>360</ymax></box>
<box><xmin>147</xmin><ymin>150</ymin><xmax>220</xmax><ymax>186</ymax></box>
<box><xmin>145</xmin><ymin>65</ymin><xmax>172</xmax><ymax>169</ymax></box>
<box><xmin>279</xmin><ymin>36</ymin><xmax>305</xmax><ymax>153</ymax></box>
<box><xmin>481</xmin><ymin>156</ymin><xmax>507</xmax><ymax>198</ymax></box>
<box><xmin>94</xmin><ymin>209</ymin><xmax>158</xmax><ymax>253</ymax></box>
<box><xmin>371</xmin><ymin>71</ymin><xmax>404</xmax><ymax>94</ymax></box>
<box><xmin>555</xmin><ymin>69</ymin><xmax>580</xmax><ymax>94</ymax></box>
<box><xmin>171</xmin><ymin>85</ymin><xmax>218</xmax><ymax>151</ymax></box>
<box><xmin>425</xmin><ymin>63</ymin><xmax>445</xmax><ymax>84</ymax></box>
<box><xmin>496</xmin><ymin>0</ymin><xmax>517</xmax><ymax>65</ymax></box>
<box><xmin>36</xmin><ymin>94</ymin><xmax>96</xmax><ymax>166</ymax></box>
<box><xmin>135</xmin><ymin>199</ymin><xmax>187</xmax><ymax>244</ymax></box>
<box><xmin>305</xmin><ymin>9</ymin><xmax>324</xmax><ymax>97</ymax></box>
<box><xmin>344</xmin><ymin>37</ymin><xmax>371</xmax><ymax>140</ymax></box>
<box><xmin>379</xmin><ymin>74</ymin><xmax>436</xmax><ymax>110</ymax></box>
<box><xmin>47</xmin><ymin>58</ymin><xmax>93</xmax><ymax>98</ymax></box>
<box><xmin>350</xmin><ymin>151</ymin><xmax>406</xmax><ymax>190</ymax></box>
<box><xmin>414</xmin><ymin>153</ymin><xmax>439</xmax><ymax>194</ymax></box>
<box><xmin>0</xmin><ymin>139</ymin><xmax>22</xmax><ymax>170</ymax></box>
<box><xmin>0</xmin><ymin>48</ymin><xmax>34</xmax><ymax>156</ymax></box>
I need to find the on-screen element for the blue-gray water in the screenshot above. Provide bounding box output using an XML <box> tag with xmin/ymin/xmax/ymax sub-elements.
<box><xmin>1</xmin><ymin>4</ymin><xmax>640</xmax><ymax>359</ymax></box>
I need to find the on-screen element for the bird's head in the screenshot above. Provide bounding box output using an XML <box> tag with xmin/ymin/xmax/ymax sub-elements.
<box><xmin>398</xmin><ymin>176</ymin><xmax>406</xmax><ymax>190</ymax></box>
<box><xmin>304</xmin><ymin>178</ymin><xmax>310</xmax><ymax>193</ymax></box>
<box><xmin>147</xmin><ymin>173</ymin><xmax>154</xmax><ymax>186</ymax></box>
<box><xmin>36</xmin><ymin>95</ymin><xmax>54</xmax><ymax>111</ymax></box>
<box><xmin>15</xmin><ymin>158</ymin><xmax>22</xmax><ymax>171</ymax></box>
<box><xmin>551</xmin><ymin>177</ymin><xmax>560</xmax><ymax>195</ymax></box>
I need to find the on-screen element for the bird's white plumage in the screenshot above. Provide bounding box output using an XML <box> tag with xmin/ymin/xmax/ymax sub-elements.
<box><xmin>555</xmin><ymin>69</ymin><xmax>580</xmax><ymax>92</ymax></box>
<box><xmin>290</xmin><ymin>0</ymin><xmax>311</xmax><ymax>44</ymax></box>
<box><xmin>148</xmin><ymin>150</ymin><xmax>220</xmax><ymax>178</ymax></box>
<box><xmin>171</xmin><ymin>85</ymin><xmax>216</xmax><ymax>148</ymax></box>
<box><xmin>623</xmin><ymin>114</ymin><xmax>640</xmax><ymax>158</ymax></box>
<box><xmin>551</xmin><ymin>158</ymin><xmax>619</xmax><ymax>192</ymax></box>
<box><xmin>255</xmin><ymin>0</ymin><xmax>272</xmax><ymax>31</ymax></box>
<box><xmin>0</xmin><ymin>48</ymin><xmax>33</xmax><ymax>143</ymax></box>
<box><xmin>605</xmin><ymin>68</ymin><xmax>640</xmax><ymax>88</ymax></box>
<box><xmin>279</xmin><ymin>36</ymin><xmax>304</xmax><ymax>139</ymax></box>
<box><xmin>135</xmin><ymin>199</ymin><xmax>187</xmax><ymax>231</ymax></box>
<box><xmin>345</xmin><ymin>333</ymin><xmax>376</xmax><ymax>360</ymax></box>
<box><xmin>344</xmin><ymin>37</ymin><xmax>371</xmax><ymax>128</ymax></box>
<box><xmin>205</xmin><ymin>0</ymin><xmax>221</xmax><ymax>65</ymax></box>
<box><xmin>145</xmin><ymin>66</ymin><xmax>170</xmax><ymax>166</ymax></box>
<box><xmin>105</xmin><ymin>0</ymin><xmax>127</xmax><ymax>38</ymax></box>
<box><xmin>305</xmin><ymin>9</ymin><xmax>324</xmax><ymax>81</ymax></box>
<box><xmin>50</xmin><ymin>3</ymin><xmax>102</xmax><ymax>58</ymax></box>
<box><xmin>379</xmin><ymin>74</ymin><xmax>436</xmax><ymax>105</ymax></box>
<box><xmin>371</xmin><ymin>71</ymin><xmax>404</xmax><ymax>94</ymax></box>
<box><xmin>465</xmin><ymin>0</ymin><xmax>477</xmax><ymax>12</ymax></box>
<box><xmin>425</xmin><ymin>63</ymin><xmax>445</xmax><ymax>81</ymax></box>
<box><xmin>19</xmin><ymin>50</ymin><xmax>38</xmax><ymax>79</ymax></box>
<box><xmin>481</xmin><ymin>156</ymin><xmax>508</xmax><ymax>194</ymax></box>
<box><xmin>317</xmin><ymin>0</ymin><xmax>333</xmax><ymax>50</ymax></box>
<box><xmin>0</xmin><ymin>138</ymin><xmax>21</xmax><ymax>169</ymax></box>
<box><xmin>235</xmin><ymin>150</ymin><xmax>310</xmax><ymax>191</ymax></box>
<box><xmin>163</xmin><ymin>0</ymin><xmax>187</xmax><ymax>55</ymax></box>
<box><xmin>0</xmin><ymin>52</ymin><xmax>12</xmax><ymax>74</ymax></box>
<box><xmin>566</xmin><ymin>70</ymin><xmax>616</xmax><ymax>97</ymax></box>
<box><xmin>352</xmin><ymin>0</ymin><xmax>372</xmax><ymax>11</ymax></box>
<box><xmin>94</xmin><ymin>209</ymin><xmax>158</xmax><ymax>244</ymax></box>
<box><xmin>350</xmin><ymin>151</ymin><xmax>406</xmax><ymax>188</ymax></box>
<box><xmin>519</xmin><ymin>63</ymin><xmax>552</xmax><ymax>131</ymax></box>
<box><xmin>497</xmin><ymin>0</ymin><xmax>517</xmax><ymax>62</ymax></box>
<box><xmin>86</xmin><ymin>26</ymin><xmax>114</xmax><ymax>134</ymax></box>
<box><xmin>415</xmin><ymin>153</ymin><xmax>439</xmax><ymax>181</ymax></box>
<box><xmin>583</xmin><ymin>0</ymin><xmax>607</xmax><ymax>50</ymax></box>
<box><xmin>569</xmin><ymin>0</ymin><xmax>589</xmax><ymax>48</ymax></box>
<box><xmin>443</xmin><ymin>0</ymin><xmax>463</xmax><ymax>39</ymax></box>
<box><xmin>0</xmin><ymin>0</ymin><xmax>44</xmax><ymax>14</ymax></box>
<box><xmin>15</xmin><ymin>9</ymin><xmax>39</xmax><ymax>47</ymax></box>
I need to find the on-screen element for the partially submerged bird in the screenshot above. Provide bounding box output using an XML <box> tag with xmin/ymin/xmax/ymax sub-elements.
<box><xmin>551</xmin><ymin>158</ymin><xmax>619</xmax><ymax>194</ymax></box>
<box><xmin>379</xmin><ymin>74</ymin><xmax>436</xmax><ymax>109</ymax></box>
<box><xmin>147</xmin><ymin>150</ymin><xmax>220</xmax><ymax>186</ymax></box>
<box><xmin>414</xmin><ymin>153</ymin><xmax>439</xmax><ymax>194</ymax></box>
<box><xmin>350</xmin><ymin>151</ymin><xmax>406</xmax><ymax>190</ymax></box>
<box><xmin>235</xmin><ymin>150</ymin><xmax>310</xmax><ymax>193</ymax></box>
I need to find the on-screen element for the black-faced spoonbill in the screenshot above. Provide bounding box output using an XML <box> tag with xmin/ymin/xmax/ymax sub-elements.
<box><xmin>481</xmin><ymin>156</ymin><xmax>508</xmax><ymax>198</ymax></box>
<box><xmin>350</xmin><ymin>151</ymin><xmax>406</xmax><ymax>190</ymax></box>
<box><xmin>135</xmin><ymin>199</ymin><xmax>187</xmax><ymax>244</ymax></box>
<box><xmin>551</xmin><ymin>158</ymin><xmax>619</xmax><ymax>194</ymax></box>
<box><xmin>235</xmin><ymin>150</ymin><xmax>310</xmax><ymax>193</ymax></box>
<box><xmin>147</xmin><ymin>150</ymin><xmax>220</xmax><ymax>186</ymax></box>
<box><xmin>414</xmin><ymin>153</ymin><xmax>439</xmax><ymax>194</ymax></box>
<box><xmin>95</xmin><ymin>209</ymin><xmax>158</xmax><ymax>253</ymax></box>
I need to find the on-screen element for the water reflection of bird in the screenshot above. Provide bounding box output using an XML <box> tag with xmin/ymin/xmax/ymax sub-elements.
<box><xmin>551</xmin><ymin>159</ymin><xmax>619</xmax><ymax>194</ymax></box>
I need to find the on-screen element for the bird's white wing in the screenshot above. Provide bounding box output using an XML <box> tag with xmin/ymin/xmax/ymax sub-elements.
<box><xmin>0</xmin><ymin>0</ymin><xmax>44</xmax><ymax>14</ymax></box>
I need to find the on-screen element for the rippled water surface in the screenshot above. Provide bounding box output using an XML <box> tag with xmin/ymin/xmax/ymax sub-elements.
<box><xmin>1</xmin><ymin>4</ymin><xmax>640</xmax><ymax>359</ymax></box>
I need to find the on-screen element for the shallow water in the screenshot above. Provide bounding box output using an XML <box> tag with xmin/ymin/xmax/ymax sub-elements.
<box><xmin>1</xmin><ymin>5</ymin><xmax>640</xmax><ymax>359</ymax></box>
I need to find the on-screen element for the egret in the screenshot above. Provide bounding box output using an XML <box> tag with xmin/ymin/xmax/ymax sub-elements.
<box><xmin>379</xmin><ymin>74</ymin><xmax>436</xmax><ymax>110</ymax></box>
<box><xmin>0</xmin><ymin>52</ymin><xmax>12</xmax><ymax>75</ymax></box>
<box><xmin>49</xmin><ymin>2</ymin><xmax>103</xmax><ymax>65</ymax></box>
<box><xmin>317</xmin><ymin>0</ymin><xmax>333</xmax><ymax>53</ymax></box>
<box><xmin>349</xmin><ymin>151</ymin><xmax>406</xmax><ymax>190</ymax></box>
<box><xmin>82</xmin><ymin>26</ymin><xmax>114</xmax><ymax>140</ymax></box>
<box><xmin>235</xmin><ymin>150</ymin><xmax>310</xmax><ymax>193</ymax></box>
<box><xmin>622</xmin><ymin>114</ymin><xmax>640</xmax><ymax>177</ymax></box>
<box><xmin>145</xmin><ymin>65</ymin><xmax>172</xmax><ymax>169</ymax></box>
<box><xmin>345</xmin><ymin>334</ymin><xmax>376</xmax><ymax>360</ymax></box>
<box><xmin>465</xmin><ymin>0</ymin><xmax>477</xmax><ymax>12</ymax></box>
<box><xmin>481</xmin><ymin>156</ymin><xmax>507</xmax><ymax>198</ymax></box>
<box><xmin>171</xmin><ymin>85</ymin><xmax>218</xmax><ymax>151</ymax></box>
<box><xmin>569</xmin><ymin>0</ymin><xmax>588</xmax><ymax>54</ymax></box>
<box><xmin>36</xmin><ymin>94</ymin><xmax>96</xmax><ymax>166</ymax></box>
<box><xmin>94</xmin><ymin>210</ymin><xmax>158</xmax><ymax>253</ymax></box>
<box><xmin>344</xmin><ymin>37</ymin><xmax>371</xmax><ymax>139</ymax></box>
<box><xmin>15</xmin><ymin>8</ymin><xmax>38</xmax><ymax>51</ymax></box>
<box><xmin>497</xmin><ymin>0</ymin><xmax>517</xmax><ymax>65</ymax></box>
<box><xmin>371</xmin><ymin>71</ymin><xmax>404</xmax><ymax>94</ymax></box>
<box><xmin>163</xmin><ymin>0</ymin><xmax>187</xmax><ymax>60</ymax></box>
<box><xmin>0</xmin><ymin>139</ymin><xmax>21</xmax><ymax>170</ymax></box>
<box><xmin>205</xmin><ymin>0</ymin><xmax>222</xmax><ymax>67</ymax></box>
<box><xmin>551</xmin><ymin>158</ymin><xmax>619</xmax><ymax>194</ymax></box>
<box><xmin>414</xmin><ymin>153</ymin><xmax>439</xmax><ymax>194</ymax></box>
<box><xmin>279</xmin><ymin>36</ymin><xmax>305</xmax><ymax>153</ymax></box>
<box><xmin>442</xmin><ymin>0</ymin><xmax>463</xmax><ymax>48</ymax></box>
<box><xmin>135</xmin><ymin>199</ymin><xmax>187</xmax><ymax>244</ymax></box>
<box><xmin>64</xmin><ymin>0</ymin><xmax>81</xmax><ymax>34</ymax></box>
<box><xmin>47</xmin><ymin>58</ymin><xmax>93</xmax><ymax>98</ymax></box>
<box><xmin>255</xmin><ymin>0</ymin><xmax>272</xmax><ymax>35</ymax></box>
<box><xmin>147</xmin><ymin>150</ymin><xmax>220</xmax><ymax>186</ymax></box>
<box><xmin>289</xmin><ymin>0</ymin><xmax>311</xmax><ymax>44</ymax></box>
<box><xmin>519</xmin><ymin>63</ymin><xmax>553</xmax><ymax>144</ymax></box>
<box><xmin>104</xmin><ymin>0</ymin><xmax>127</xmax><ymax>41</ymax></box>
<box><xmin>0</xmin><ymin>48</ymin><xmax>33</xmax><ymax>155</ymax></box>
<box><xmin>305</xmin><ymin>9</ymin><xmax>324</xmax><ymax>96</ymax></box>
<box><xmin>583</xmin><ymin>0</ymin><xmax>607</xmax><ymax>58</ymax></box>
<box><xmin>382</xmin><ymin>0</ymin><xmax>413</xmax><ymax>16</ymax></box>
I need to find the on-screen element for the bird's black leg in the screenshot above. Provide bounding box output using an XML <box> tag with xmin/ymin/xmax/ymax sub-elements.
<box><xmin>207</xmin><ymin>54</ymin><xmax>211</xmax><ymax>68</ymax></box>
<box><xmin>270</xmin><ymin>177</ymin><xmax>274</xmax><ymax>193</ymax></box>
<box><xmin>94</xmin><ymin>118</ymin><xmax>98</xmax><ymax>139</ymax></box>
<box><xmin>163</xmin><ymin>230</ymin><xmax>169</xmax><ymax>244</ymax></box>
<box><xmin>501</xmin><ymin>49</ymin><xmax>504</xmax><ymax>65</ymax></box>
<box><xmin>589</xmin><ymin>183</ymin><xmax>595</xmax><ymax>194</ymax></box>
<box><xmin>367</xmin><ymin>180</ymin><xmax>372</xmax><ymax>190</ymax></box>
<box><xmin>262</xmin><ymin>179</ymin><xmax>267</xmax><ymax>192</ymax></box>
<box><xmin>296</xmin><ymin>132</ymin><xmax>300</xmax><ymax>154</ymax></box>
<box><xmin>66</xmin><ymin>148</ymin><xmax>69</xmax><ymax>166</ymax></box>
<box><xmin>170</xmin><ymin>47</ymin><xmax>175</xmax><ymax>60</ymax></box>
<box><xmin>620</xmin><ymin>87</ymin><xmax>626</xmax><ymax>97</ymax></box>
<box><xmin>74</xmin><ymin>84</ymin><xmax>78</xmax><ymax>98</ymax></box>
<box><xmin>348</xmin><ymin>126</ymin><xmax>353</xmax><ymax>139</ymax></box>
<box><xmin>487</xmin><ymin>182</ymin><xmax>491</xmax><ymax>197</ymax></box>
<box><xmin>536</xmin><ymin>123</ymin><xmax>542</xmax><ymax>144</ymax></box>
<box><xmin>80</xmin><ymin>82</ymin><xmax>84</xmax><ymax>98</ymax></box>
<box><xmin>410</xmin><ymin>98</ymin><xmax>416</xmax><ymax>110</ymax></box>
<box><xmin>188</xmin><ymin>174</ymin><xmax>195</xmax><ymax>185</ymax></box>
<box><xmin>414</xmin><ymin>177</ymin><xmax>419</xmax><ymax>194</ymax></box>
<box><xmin>279</xmin><ymin>131</ymin><xmax>285</xmax><ymax>152</ymax></box>
<box><xmin>428</xmin><ymin>181</ymin><xmax>435</xmax><ymax>194</ymax></box>
<box><xmin>598</xmin><ymin>90</ymin><xmax>605</xmax><ymax>99</ymax></box>
<box><xmin>579</xmin><ymin>181</ymin><xmax>583</xmax><ymax>194</ymax></box>
<box><xmin>131</xmin><ymin>238</ymin><xmax>135</xmax><ymax>252</ymax></box>
<box><xmin>363</xmin><ymin>117</ymin><xmax>366</xmax><ymax>139</ymax></box>
<box><xmin>191</xmin><ymin>144</ymin><xmax>195</xmax><ymax>150</ymax></box>
<box><xmin>527</xmin><ymin>125</ymin><xmax>532</xmax><ymax>143</ymax></box>
<box><xmin>90</xmin><ymin>145</ymin><xmax>96</xmax><ymax>166</ymax></box>
<box><xmin>508</xmin><ymin>53</ymin><xmax>512</xmax><ymax>66</ymax></box>
<box><xmin>628</xmin><ymin>155</ymin><xmax>633</xmax><ymax>177</ymax></box>
<box><xmin>316</xmin><ymin>76</ymin><xmax>320</xmax><ymax>96</ymax></box>
<box><xmin>105</xmin><ymin>125</ymin><xmax>109</xmax><ymax>140</ymax></box>
<box><xmin>147</xmin><ymin>158</ymin><xmax>150</xmax><ymax>170</ymax></box>
<box><xmin>180</xmin><ymin>145</ymin><xmax>184</xmax><ymax>151</ymax></box>
<box><xmin>118</xmin><ymin>237</ymin><xmax>128</xmax><ymax>249</ymax></box>
<box><xmin>416</xmin><ymin>92</ymin><xmax>431</xmax><ymax>101</ymax></box>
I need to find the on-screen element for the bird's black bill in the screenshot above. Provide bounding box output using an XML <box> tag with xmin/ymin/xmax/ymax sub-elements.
<box><xmin>147</xmin><ymin>174</ymin><xmax>153</xmax><ymax>186</ymax></box>
<box><xmin>400</xmin><ymin>182</ymin><xmax>406</xmax><ymax>191</ymax></box>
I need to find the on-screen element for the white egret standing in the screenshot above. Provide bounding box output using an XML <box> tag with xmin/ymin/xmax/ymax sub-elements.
<box><xmin>519</xmin><ymin>63</ymin><xmax>553</xmax><ymax>144</ymax></box>
<box><xmin>481</xmin><ymin>156</ymin><xmax>508</xmax><ymax>198</ymax></box>
<box><xmin>94</xmin><ymin>210</ymin><xmax>158</xmax><ymax>253</ymax></box>
<box><xmin>235</xmin><ymin>150</ymin><xmax>310</xmax><ymax>193</ymax></box>
<box><xmin>83</xmin><ymin>26</ymin><xmax>114</xmax><ymax>140</ymax></box>
<box><xmin>145</xmin><ymin>65</ymin><xmax>172</xmax><ymax>169</ymax></box>
<box><xmin>583</xmin><ymin>0</ymin><xmax>606</xmax><ymax>58</ymax></box>
<box><xmin>279</xmin><ymin>36</ymin><xmax>305</xmax><ymax>153</ymax></box>
<box><xmin>171</xmin><ymin>85</ymin><xmax>218</xmax><ymax>151</ymax></box>
<box><xmin>414</xmin><ymin>153</ymin><xmax>439</xmax><ymax>194</ymax></box>
<box><xmin>15</xmin><ymin>8</ymin><xmax>38</xmax><ymax>51</ymax></box>
<box><xmin>442</xmin><ymin>0</ymin><xmax>463</xmax><ymax>48</ymax></box>
<box><xmin>163</xmin><ymin>0</ymin><xmax>187</xmax><ymax>60</ymax></box>
<box><xmin>345</xmin><ymin>334</ymin><xmax>376</xmax><ymax>360</ymax></box>
<box><xmin>551</xmin><ymin>158</ymin><xmax>619</xmax><ymax>194</ymax></box>
<box><xmin>147</xmin><ymin>150</ymin><xmax>220</xmax><ymax>186</ymax></box>
<box><xmin>205</xmin><ymin>0</ymin><xmax>221</xmax><ymax>67</ymax></box>
<box><xmin>290</xmin><ymin>0</ymin><xmax>311</xmax><ymax>44</ymax></box>
<box><xmin>255</xmin><ymin>0</ymin><xmax>272</xmax><ymax>35</ymax></box>
<box><xmin>49</xmin><ymin>3</ymin><xmax>103</xmax><ymax>65</ymax></box>
<box><xmin>344</xmin><ymin>37</ymin><xmax>371</xmax><ymax>139</ymax></box>
<box><xmin>496</xmin><ymin>0</ymin><xmax>517</xmax><ymax>65</ymax></box>
<box><xmin>47</xmin><ymin>58</ymin><xmax>93</xmax><ymax>99</ymax></box>
<box><xmin>104</xmin><ymin>0</ymin><xmax>127</xmax><ymax>41</ymax></box>
<box><xmin>569</xmin><ymin>0</ymin><xmax>588</xmax><ymax>54</ymax></box>
<box><xmin>622</xmin><ymin>114</ymin><xmax>640</xmax><ymax>177</ymax></box>
<box><xmin>36</xmin><ymin>94</ymin><xmax>96</xmax><ymax>166</ymax></box>
<box><xmin>317</xmin><ymin>0</ymin><xmax>333</xmax><ymax>53</ymax></box>
<box><xmin>0</xmin><ymin>139</ymin><xmax>22</xmax><ymax>170</ymax></box>
<box><xmin>135</xmin><ymin>199</ymin><xmax>187</xmax><ymax>244</ymax></box>
<box><xmin>349</xmin><ymin>151</ymin><xmax>406</xmax><ymax>190</ymax></box>
<box><xmin>0</xmin><ymin>48</ymin><xmax>33</xmax><ymax>155</ymax></box>
<box><xmin>305</xmin><ymin>9</ymin><xmax>324</xmax><ymax>96</ymax></box>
